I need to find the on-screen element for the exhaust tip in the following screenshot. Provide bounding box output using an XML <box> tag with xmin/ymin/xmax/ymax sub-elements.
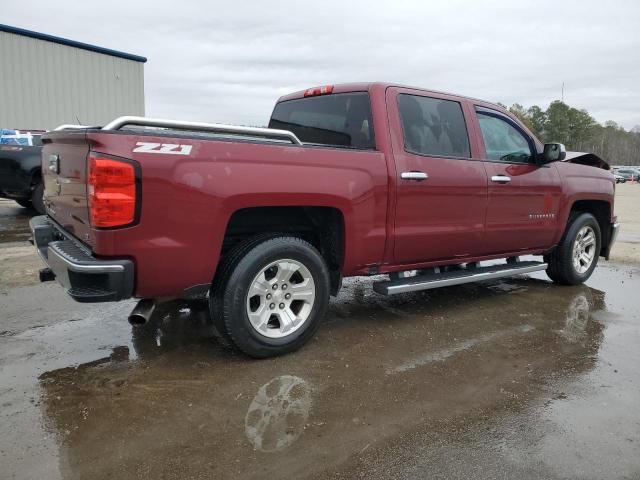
<box><xmin>128</xmin><ymin>313</ymin><xmax>147</xmax><ymax>326</ymax></box>
<box><xmin>128</xmin><ymin>299</ymin><xmax>156</xmax><ymax>326</ymax></box>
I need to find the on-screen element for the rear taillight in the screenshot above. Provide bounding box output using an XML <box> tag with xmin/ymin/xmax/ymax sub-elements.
<box><xmin>88</xmin><ymin>154</ymin><xmax>138</xmax><ymax>228</ymax></box>
<box><xmin>303</xmin><ymin>85</ymin><xmax>334</xmax><ymax>97</ymax></box>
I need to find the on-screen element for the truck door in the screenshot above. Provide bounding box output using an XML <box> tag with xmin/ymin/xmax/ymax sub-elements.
<box><xmin>387</xmin><ymin>88</ymin><xmax>488</xmax><ymax>265</ymax></box>
<box><xmin>472</xmin><ymin>106</ymin><xmax>562</xmax><ymax>254</ymax></box>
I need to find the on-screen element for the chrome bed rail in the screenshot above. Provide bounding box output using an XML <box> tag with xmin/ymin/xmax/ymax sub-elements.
<box><xmin>101</xmin><ymin>116</ymin><xmax>303</xmax><ymax>145</ymax></box>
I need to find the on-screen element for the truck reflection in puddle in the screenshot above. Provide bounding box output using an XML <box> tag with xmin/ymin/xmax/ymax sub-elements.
<box><xmin>37</xmin><ymin>279</ymin><xmax>606</xmax><ymax>479</ymax></box>
<box><xmin>245</xmin><ymin>375</ymin><xmax>313</xmax><ymax>452</ymax></box>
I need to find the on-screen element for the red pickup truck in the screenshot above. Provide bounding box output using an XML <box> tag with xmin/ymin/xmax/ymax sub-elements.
<box><xmin>30</xmin><ymin>82</ymin><xmax>619</xmax><ymax>357</ymax></box>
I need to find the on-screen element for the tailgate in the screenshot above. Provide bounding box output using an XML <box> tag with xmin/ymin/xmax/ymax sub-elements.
<box><xmin>41</xmin><ymin>130</ymin><xmax>93</xmax><ymax>246</ymax></box>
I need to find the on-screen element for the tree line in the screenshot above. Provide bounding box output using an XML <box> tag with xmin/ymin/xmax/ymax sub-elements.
<box><xmin>500</xmin><ymin>100</ymin><xmax>640</xmax><ymax>166</ymax></box>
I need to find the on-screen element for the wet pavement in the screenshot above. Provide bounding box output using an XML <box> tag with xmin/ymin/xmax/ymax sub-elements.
<box><xmin>0</xmin><ymin>199</ymin><xmax>32</xmax><ymax>244</ymax></box>
<box><xmin>1</xmin><ymin>200</ymin><xmax>639</xmax><ymax>479</ymax></box>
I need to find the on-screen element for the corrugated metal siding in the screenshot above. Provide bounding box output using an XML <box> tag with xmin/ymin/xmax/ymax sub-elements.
<box><xmin>0</xmin><ymin>31</ymin><xmax>144</xmax><ymax>130</ymax></box>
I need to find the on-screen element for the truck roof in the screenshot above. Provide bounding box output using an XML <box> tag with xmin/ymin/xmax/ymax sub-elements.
<box><xmin>277</xmin><ymin>82</ymin><xmax>509</xmax><ymax>114</ymax></box>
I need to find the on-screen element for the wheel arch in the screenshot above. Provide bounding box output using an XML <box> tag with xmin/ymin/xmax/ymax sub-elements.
<box><xmin>29</xmin><ymin>166</ymin><xmax>42</xmax><ymax>187</ymax></box>
<box><xmin>568</xmin><ymin>199</ymin><xmax>612</xmax><ymax>257</ymax></box>
<box><xmin>218</xmin><ymin>205</ymin><xmax>346</xmax><ymax>295</ymax></box>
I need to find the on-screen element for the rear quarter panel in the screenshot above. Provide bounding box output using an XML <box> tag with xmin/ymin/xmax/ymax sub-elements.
<box><xmin>87</xmin><ymin>132</ymin><xmax>389</xmax><ymax>298</ymax></box>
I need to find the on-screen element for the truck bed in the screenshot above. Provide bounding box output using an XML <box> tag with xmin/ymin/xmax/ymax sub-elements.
<box><xmin>41</xmin><ymin>116</ymin><xmax>388</xmax><ymax>298</ymax></box>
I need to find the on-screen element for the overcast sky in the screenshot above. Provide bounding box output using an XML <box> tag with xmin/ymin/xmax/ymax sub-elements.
<box><xmin>4</xmin><ymin>0</ymin><xmax>640</xmax><ymax>129</ymax></box>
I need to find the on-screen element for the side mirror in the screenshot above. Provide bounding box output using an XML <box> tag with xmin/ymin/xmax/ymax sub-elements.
<box><xmin>541</xmin><ymin>143</ymin><xmax>566</xmax><ymax>163</ymax></box>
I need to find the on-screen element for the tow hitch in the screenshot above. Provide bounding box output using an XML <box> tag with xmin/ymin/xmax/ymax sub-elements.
<box><xmin>39</xmin><ymin>268</ymin><xmax>55</xmax><ymax>282</ymax></box>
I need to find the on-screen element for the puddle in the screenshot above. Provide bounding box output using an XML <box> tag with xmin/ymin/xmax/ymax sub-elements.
<box><xmin>245</xmin><ymin>375</ymin><xmax>313</xmax><ymax>452</ymax></box>
<box><xmin>0</xmin><ymin>260</ymin><xmax>638</xmax><ymax>479</ymax></box>
<box><xmin>388</xmin><ymin>324</ymin><xmax>535</xmax><ymax>374</ymax></box>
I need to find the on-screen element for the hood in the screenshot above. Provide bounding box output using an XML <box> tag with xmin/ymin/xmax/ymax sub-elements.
<box><xmin>562</xmin><ymin>151</ymin><xmax>610</xmax><ymax>170</ymax></box>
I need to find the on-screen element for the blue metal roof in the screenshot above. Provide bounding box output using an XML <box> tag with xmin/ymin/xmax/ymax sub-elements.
<box><xmin>0</xmin><ymin>24</ymin><xmax>147</xmax><ymax>63</ymax></box>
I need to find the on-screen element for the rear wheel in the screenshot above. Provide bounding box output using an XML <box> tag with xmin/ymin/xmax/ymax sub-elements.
<box><xmin>31</xmin><ymin>181</ymin><xmax>45</xmax><ymax>214</ymax></box>
<box><xmin>544</xmin><ymin>212</ymin><xmax>601</xmax><ymax>285</ymax></box>
<box><xmin>210</xmin><ymin>236</ymin><xmax>330</xmax><ymax>358</ymax></box>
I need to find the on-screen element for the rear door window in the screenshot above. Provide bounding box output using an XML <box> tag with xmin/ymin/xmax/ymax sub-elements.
<box><xmin>397</xmin><ymin>94</ymin><xmax>471</xmax><ymax>158</ymax></box>
<box><xmin>269</xmin><ymin>92</ymin><xmax>375</xmax><ymax>149</ymax></box>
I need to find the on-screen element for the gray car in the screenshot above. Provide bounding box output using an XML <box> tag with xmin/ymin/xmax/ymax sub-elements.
<box><xmin>614</xmin><ymin>173</ymin><xmax>626</xmax><ymax>183</ymax></box>
<box><xmin>615</xmin><ymin>168</ymin><xmax>640</xmax><ymax>182</ymax></box>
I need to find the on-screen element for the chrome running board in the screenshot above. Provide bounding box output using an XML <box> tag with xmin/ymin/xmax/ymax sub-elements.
<box><xmin>373</xmin><ymin>260</ymin><xmax>547</xmax><ymax>295</ymax></box>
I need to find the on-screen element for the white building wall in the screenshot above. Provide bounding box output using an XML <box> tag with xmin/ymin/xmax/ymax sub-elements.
<box><xmin>0</xmin><ymin>30</ymin><xmax>144</xmax><ymax>130</ymax></box>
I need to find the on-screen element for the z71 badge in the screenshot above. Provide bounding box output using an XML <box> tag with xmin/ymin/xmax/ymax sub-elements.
<box><xmin>133</xmin><ymin>142</ymin><xmax>193</xmax><ymax>155</ymax></box>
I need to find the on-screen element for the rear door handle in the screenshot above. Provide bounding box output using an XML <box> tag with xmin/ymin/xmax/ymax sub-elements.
<box><xmin>491</xmin><ymin>175</ymin><xmax>511</xmax><ymax>183</ymax></box>
<box><xmin>401</xmin><ymin>171</ymin><xmax>428</xmax><ymax>181</ymax></box>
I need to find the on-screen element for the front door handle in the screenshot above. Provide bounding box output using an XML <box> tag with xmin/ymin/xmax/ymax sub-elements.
<box><xmin>401</xmin><ymin>171</ymin><xmax>428</xmax><ymax>181</ymax></box>
<box><xmin>491</xmin><ymin>175</ymin><xmax>511</xmax><ymax>183</ymax></box>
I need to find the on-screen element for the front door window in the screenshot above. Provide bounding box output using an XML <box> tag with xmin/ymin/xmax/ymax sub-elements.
<box><xmin>477</xmin><ymin>112</ymin><xmax>533</xmax><ymax>163</ymax></box>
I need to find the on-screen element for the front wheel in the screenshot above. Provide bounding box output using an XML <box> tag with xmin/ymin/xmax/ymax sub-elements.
<box><xmin>210</xmin><ymin>236</ymin><xmax>330</xmax><ymax>358</ymax></box>
<box><xmin>544</xmin><ymin>212</ymin><xmax>601</xmax><ymax>285</ymax></box>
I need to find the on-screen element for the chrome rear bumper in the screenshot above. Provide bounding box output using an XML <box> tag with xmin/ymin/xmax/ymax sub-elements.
<box><xmin>30</xmin><ymin>215</ymin><xmax>134</xmax><ymax>302</ymax></box>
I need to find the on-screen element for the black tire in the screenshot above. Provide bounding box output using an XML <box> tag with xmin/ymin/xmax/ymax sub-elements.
<box><xmin>15</xmin><ymin>199</ymin><xmax>32</xmax><ymax>208</ymax></box>
<box><xmin>209</xmin><ymin>233</ymin><xmax>283</xmax><ymax>346</ymax></box>
<box><xmin>31</xmin><ymin>182</ymin><xmax>45</xmax><ymax>215</ymax></box>
<box><xmin>544</xmin><ymin>212</ymin><xmax>601</xmax><ymax>285</ymax></box>
<box><xmin>210</xmin><ymin>235</ymin><xmax>330</xmax><ymax>358</ymax></box>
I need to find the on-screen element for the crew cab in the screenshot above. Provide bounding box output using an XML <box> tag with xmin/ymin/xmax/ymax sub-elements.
<box><xmin>30</xmin><ymin>82</ymin><xmax>619</xmax><ymax>357</ymax></box>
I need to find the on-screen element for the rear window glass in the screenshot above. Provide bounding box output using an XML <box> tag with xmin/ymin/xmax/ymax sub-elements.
<box><xmin>398</xmin><ymin>94</ymin><xmax>470</xmax><ymax>158</ymax></box>
<box><xmin>269</xmin><ymin>92</ymin><xmax>375</xmax><ymax>149</ymax></box>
